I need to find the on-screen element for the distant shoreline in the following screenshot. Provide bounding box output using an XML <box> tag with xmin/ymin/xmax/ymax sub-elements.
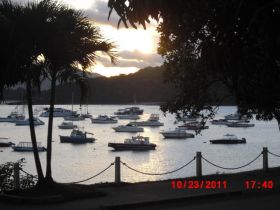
<box><xmin>1</xmin><ymin>101</ymin><xmax>236</xmax><ymax>106</ymax></box>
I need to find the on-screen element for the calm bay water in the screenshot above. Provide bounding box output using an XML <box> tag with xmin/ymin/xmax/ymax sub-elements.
<box><xmin>1</xmin><ymin>105</ymin><xmax>280</xmax><ymax>184</ymax></box>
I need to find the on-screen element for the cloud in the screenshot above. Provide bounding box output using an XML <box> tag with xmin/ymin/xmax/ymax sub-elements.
<box><xmin>9</xmin><ymin>0</ymin><xmax>163</xmax><ymax>76</ymax></box>
<box><xmin>83</xmin><ymin>0</ymin><xmax>123</xmax><ymax>28</ymax></box>
<box><xmin>96</xmin><ymin>50</ymin><xmax>163</xmax><ymax>69</ymax></box>
<box><xmin>84</xmin><ymin>0</ymin><xmax>159</xmax><ymax>29</ymax></box>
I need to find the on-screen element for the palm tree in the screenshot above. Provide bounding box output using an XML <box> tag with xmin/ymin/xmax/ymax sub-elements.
<box><xmin>36</xmin><ymin>1</ymin><xmax>117</xmax><ymax>183</ymax></box>
<box><xmin>0</xmin><ymin>2</ymin><xmax>22</xmax><ymax>101</ymax></box>
<box><xmin>0</xmin><ymin>0</ymin><xmax>54</xmax><ymax>182</ymax></box>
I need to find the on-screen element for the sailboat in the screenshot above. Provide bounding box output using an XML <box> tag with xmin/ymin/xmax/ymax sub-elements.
<box><xmin>64</xmin><ymin>92</ymin><xmax>85</xmax><ymax>121</ymax></box>
<box><xmin>0</xmin><ymin>105</ymin><xmax>26</xmax><ymax>122</ymax></box>
<box><xmin>81</xmin><ymin>105</ymin><xmax>92</xmax><ymax>118</ymax></box>
<box><xmin>80</xmin><ymin>91</ymin><xmax>92</xmax><ymax>118</ymax></box>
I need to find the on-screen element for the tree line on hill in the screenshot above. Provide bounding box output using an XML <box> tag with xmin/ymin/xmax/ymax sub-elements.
<box><xmin>3</xmin><ymin>66</ymin><xmax>235</xmax><ymax>105</ymax></box>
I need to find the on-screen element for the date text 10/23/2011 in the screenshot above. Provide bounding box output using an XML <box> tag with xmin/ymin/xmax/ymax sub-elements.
<box><xmin>171</xmin><ymin>180</ymin><xmax>275</xmax><ymax>190</ymax></box>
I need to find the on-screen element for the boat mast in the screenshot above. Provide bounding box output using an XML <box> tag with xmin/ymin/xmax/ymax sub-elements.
<box><xmin>71</xmin><ymin>92</ymin><xmax>74</xmax><ymax>112</ymax></box>
<box><xmin>133</xmin><ymin>94</ymin><xmax>137</xmax><ymax>105</ymax></box>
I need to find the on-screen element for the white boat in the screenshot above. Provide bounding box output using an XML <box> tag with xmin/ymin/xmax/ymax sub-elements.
<box><xmin>12</xmin><ymin>142</ymin><xmax>47</xmax><ymax>152</ymax></box>
<box><xmin>64</xmin><ymin>114</ymin><xmax>85</xmax><ymax>121</ymax></box>
<box><xmin>178</xmin><ymin>121</ymin><xmax>209</xmax><ymax>130</ymax></box>
<box><xmin>113</xmin><ymin>123</ymin><xmax>144</xmax><ymax>132</ymax></box>
<box><xmin>114</xmin><ymin>107</ymin><xmax>144</xmax><ymax>115</ymax></box>
<box><xmin>161</xmin><ymin>128</ymin><xmax>195</xmax><ymax>138</ymax></box>
<box><xmin>15</xmin><ymin>117</ymin><xmax>45</xmax><ymax>126</ymax></box>
<box><xmin>224</xmin><ymin>113</ymin><xmax>249</xmax><ymax>120</ymax></box>
<box><xmin>210</xmin><ymin>134</ymin><xmax>246</xmax><ymax>144</ymax></box>
<box><xmin>40</xmin><ymin>108</ymin><xmax>76</xmax><ymax>117</ymax></box>
<box><xmin>58</xmin><ymin>121</ymin><xmax>77</xmax><ymax>129</ymax></box>
<box><xmin>210</xmin><ymin>119</ymin><xmax>231</xmax><ymax>125</ymax></box>
<box><xmin>81</xmin><ymin>105</ymin><xmax>92</xmax><ymax>118</ymax></box>
<box><xmin>131</xmin><ymin>114</ymin><xmax>164</xmax><ymax>127</ymax></box>
<box><xmin>181</xmin><ymin>114</ymin><xmax>198</xmax><ymax>122</ymax></box>
<box><xmin>226</xmin><ymin>122</ymin><xmax>255</xmax><ymax>127</ymax></box>
<box><xmin>211</xmin><ymin>119</ymin><xmax>250</xmax><ymax>125</ymax></box>
<box><xmin>91</xmin><ymin>115</ymin><xmax>118</xmax><ymax>124</ymax></box>
<box><xmin>60</xmin><ymin>128</ymin><xmax>95</xmax><ymax>143</ymax></box>
<box><xmin>0</xmin><ymin>105</ymin><xmax>25</xmax><ymax>122</ymax></box>
<box><xmin>81</xmin><ymin>112</ymin><xmax>93</xmax><ymax>118</ymax></box>
<box><xmin>117</xmin><ymin>114</ymin><xmax>140</xmax><ymax>120</ymax></box>
<box><xmin>0</xmin><ymin>113</ymin><xmax>25</xmax><ymax>123</ymax></box>
<box><xmin>108</xmin><ymin>135</ymin><xmax>156</xmax><ymax>150</ymax></box>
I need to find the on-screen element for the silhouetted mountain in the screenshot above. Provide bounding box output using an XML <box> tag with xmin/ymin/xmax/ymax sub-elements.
<box><xmin>3</xmin><ymin>66</ymin><xmax>234</xmax><ymax>105</ymax></box>
<box><xmin>52</xmin><ymin>66</ymin><xmax>176</xmax><ymax>104</ymax></box>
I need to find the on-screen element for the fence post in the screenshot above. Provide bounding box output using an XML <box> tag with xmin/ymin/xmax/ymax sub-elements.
<box><xmin>263</xmin><ymin>147</ymin><xmax>268</xmax><ymax>172</ymax></box>
<box><xmin>115</xmin><ymin>156</ymin><xmax>121</xmax><ymax>184</ymax></box>
<box><xmin>196</xmin><ymin>152</ymin><xmax>202</xmax><ymax>177</ymax></box>
<box><xmin>13</xmin><ymin>163</ymin><xmax>20</xmax><ymax>190</ymax></box>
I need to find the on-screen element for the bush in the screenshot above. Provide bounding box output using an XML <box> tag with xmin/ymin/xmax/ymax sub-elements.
<box><xmin>0</xmin><ymin>159</ymin><xmax>37</xmax><ymax>192</ymax></box>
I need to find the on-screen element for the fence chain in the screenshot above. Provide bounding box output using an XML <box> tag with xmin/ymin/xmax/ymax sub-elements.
<box><xmin>65</xmin><ymin>162</ymin><xmax>115</xmax><ymax>184</ymax></box>
<box><xmin>202</xmin><ymin>152</ymin><xmax>263</xmax><ymax>170</ymax></box>
<box><xmin>268</xmin><ymin>150</ymin><xmax>280</xmax><ymax>158</ymax></box>
<box><xmin>121</xmin><ymin>157</ymin><xmax>196</xmax><ymax>176</ymax></box>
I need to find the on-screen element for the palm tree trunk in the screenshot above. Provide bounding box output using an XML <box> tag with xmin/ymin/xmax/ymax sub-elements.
<box><xmin>273</xmin><ymin>111</ymin><xmax>280</xmax><ymax>133</ymax></box>
<box><xmin>26</xmin><ymin>79</ymin><xmax>44</xmax><ymax>181</ymax></box>
<box><xmin>45</xmin><ymin>76</ymin><xmax>56</xmax><ymax>182</ymax></box>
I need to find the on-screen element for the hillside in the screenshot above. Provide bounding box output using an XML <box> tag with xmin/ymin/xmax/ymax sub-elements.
<box><xmin>86</xmin><ymin>66</ymin><xmax>175</xmax><ymax>104</ymax></box>
<box><xmin>3</xmin><ymin>66</ymin><xmax>176</xmax><ymax>104</ymax></box>
<box><xmin>3</xmin><ymin>66</ymin><xmax>234</xmax><ymax>105</ymax></box>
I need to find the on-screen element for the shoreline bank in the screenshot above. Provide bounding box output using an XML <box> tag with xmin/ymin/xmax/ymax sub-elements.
<box><xmin>0</xmin><ymin>166</ymin><xmax>279</xmax><ymax>209</ymax></box>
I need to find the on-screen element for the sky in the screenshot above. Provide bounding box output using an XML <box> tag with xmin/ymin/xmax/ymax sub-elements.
<box><xmin>13</xmin><ymin>0</ymin><xmax>163</xmax><ymax>77</ymax></box>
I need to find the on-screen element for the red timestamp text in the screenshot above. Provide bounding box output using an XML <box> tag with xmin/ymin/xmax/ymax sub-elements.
<box><xmin>244</xmin><ymin>180</ymin><xmax>274</xmax><ymax>189</ymax></box>
<box><xmin>171</xmin><ymin>180</ymin><xmax>227</xmax><ymax>189</ymax></box>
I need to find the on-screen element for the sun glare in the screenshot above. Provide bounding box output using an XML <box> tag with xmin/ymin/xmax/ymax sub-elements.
<box><xmin>98</xmin><ymin>24</ymin><xmax>158</xmax><ymax>54</ymax></box>
<box><xmin>91</xmin><ymin>62</ymin><xmax>138</xmax><ymax>77</ymax></box>
<box><xmin>64</xmin><ymin>0</ymin><xmax>94</xmax><ymax>10</ymax></box>
<box><xmin>62</xmin><ymin>0</ymin><xmax>161</xmax><ymax>77</ymax></box>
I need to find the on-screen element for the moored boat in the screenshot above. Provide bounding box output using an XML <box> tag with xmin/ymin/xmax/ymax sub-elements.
<box><xmin>91</xmin><ymin>115</ymin><xmax>118</xmax><ymax>124</ymax></box>
<box><xmin>160</xmin><ymin>128</ymin><xmax>194</xmax><ymax>139</ymax></box>
<box><xmin>181</xmin><ymin>114</ymin><xmax>198</xmax><ymax>122</ymax></box>
<box><xmin>178</xmin><ymin>121</ymin><xmax>209</xmax><ymax>130</ymax></box>
<box><xmin>12</xmin><ymin>142</ymin><xmax>47</xmax><ymax>152</ymax></box>
<box><xmin>64</xmin><ymin>114</ymin><xmax>85</xmax><ymax>121</ymax></box>
<box><xmin>114</xmin><ymin>107</ymin><xmax>144</xmax><ymax>115</ymax></box>
<box><xmin>113</xmin><ymin>123</ymin><xmax>144</xmax><ymax>132</ymax></box>
<box><xmin>210</xmin><ymin>134</ymin><xmax>246</xmax><ymax>144</ymax></box>
<box><xmin>15</xmin><ymin>117</ymin><xmax>45</xmax><ymax>126</ymax></box>
<box><xmin>60</xmin><ymin>128</ymin><xmax>95</xmax><ymax>143</ymax></box>
<box><xmin>81</xmin><ymin>112</ymin><xmax>93</xmax><ymax>118</ymax></box>
<box><xmin>131</xmin><ymin>114</ymin><xmax>164</xmax><ymax>127</ymax></box>
<box><xmin>81</xmin><ymin>105</ymin><xmax>92</xmax><ymax>118</ymax></box>
<box><xmin>0</xmin><ymin>105</ymin><xmax>25</xmax><ymax>122</ymax></box>
<box><xmin>108</xmin><ymin>135</ymin><xmax>156</xmax><ymax>150</ymax></box>
<box><xmin>40</xmin><ymin>107</ymin><xmax>76</xmax><ymax>117</ymax></box>
<box><xmin>117</xmin><ymin>114</ymin><xmax>140</xmax><ymax>120</ymax></box>
<box><xmin>210</xmin><ymin>119</ymin><xmax>230</xmax><ymax>125</ymax></box>
<box><xmin>224</xmin><ymin>113</ymin><xmax>249</xmax><ymax>120</ymax></box>
<box><xmin>226</xmin><ymin>122</ymin><xmax>255</xmax><ymax>127</ymax></box>
<box><xmin>0</xmin><ymin>138</ymin><xmax>15</xmax><ymax>147</ymax></box>
<box><xmin>58</xmin><ymin>121</ymin><xmax>77</xmax><ymax>129</ymax></box>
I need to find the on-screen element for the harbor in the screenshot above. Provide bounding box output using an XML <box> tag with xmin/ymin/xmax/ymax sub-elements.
<box><xmin>1</xmin><ymin>104</ymin><xmax>280</xmax><ymax>184</ymax></box>
<box><xmin>1</xmin><ymin>0</ymin><xmax>279</xmax><ymax>209</ymax></box>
